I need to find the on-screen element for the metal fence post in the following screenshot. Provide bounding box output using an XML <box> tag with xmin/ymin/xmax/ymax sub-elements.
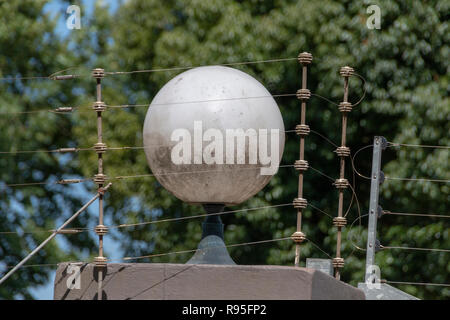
<box><xmin>364</xmin><ymin>136</ymin><xmax>387</xmax><ymax>283</ymax></box>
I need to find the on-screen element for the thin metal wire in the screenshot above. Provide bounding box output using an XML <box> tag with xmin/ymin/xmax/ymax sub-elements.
<box><xmin>111</xmin><ymin>93</ymin><xmax>297</xmax><ymax>109</ymax></box>
<box><xmin>0</xmin><ymin>147</ymin><xmax>92</xmax><ymax>155</ymax></box>
<box><xmin>0</xmin><ymin>128</ymin><xmax>301</xmax><ymax>155</ymax></box>
<box><xmin>309</xmin><ymin>72</ymin><xmax>366</xmax><ymax>108</ymax></box>
<box><xmin>306</xmin><ymin>238</ymin><xmax>332</xmax><ymax>259</ymax></box>
<box><xmin>385</xmin><ymin>176</ymin><xmax>450</xmax><ymax>183</ymax></box>
<box><xmin>385</xmin><ymin>280</ymin><xmax>450</xmax><ymax>287</ymax></box>
<box><xmin>388</xmin><ymin>142</ymin><xmax>450</xmax><ymax>149</ymax></box>
<box><xmin>2</xmin><ymin>236</ymin><xmax>295</xmax><ymax>270</ymax></box>
<box><xmin>0</xmin><ymin>203</ymin><xmax>292</xmax><ymax>235</ymax></box>
<box><xmin>0</xmin><ymin>57</ymin><xmax>297</xmax><ymax>82</ymax></box>
<box><xmin>311</xmin><ymin>93</ymin><xmax>340</xmax><ymax>106</ymax></box>
<box><xmin>350</xmin><ymin>144</ymin><xmax>372</xmax><ymax>180</ymax></box>
<box><xmin>4</xmin><ymin>263</ymin><xmax>62</xmax><ymax>269</ymax></box>
<box><xmin>123</xmin><ymin>237</ymin><xmax>291</xmax><ymax>261</ymax></box>
<box><xmin>0</xmin><ymin>93</ymin><xmax>296</xmax><ymax>116</ymax></box>
<box><xmin>309</xmin><ymin>166</ymin><xmax>336</xmax><ymax>182</ymax></box>
<box><xmin>2</xmin><ymin>178</ymin><xmax>92</xmax><ymax>188</ymax></box>
<box><xmin>307</xmin><ymin>203</ymin><xmax>334</xmax><ymax>219</ymax></box>
<box><xmin>113</xmin><ymin>165</ymin><xmax>294</xmax><ymax>181</ymax></box>
<box><xmin>310</xmin><ymin>129</ymin><xmax>339</xmax><ymax>148</ymax></box>
<box><xmin>5</xmin><ymin>236</ymin><xmax>334</xmax><ymax>269</ymax></box>
<box><xmin>112</xmin><ymin>203</ymin><xmax>291</xmax><ymax>230</ymax></box>
<box><xmin>351</xmin><ymin>73</ymin><xmax>366</xmax><ymax>107</ymax></box>
<box><xmin>350</xmin><ymin>143</ymin><xmax>449</xmax><ymax>183</ymax></box>
<box><xmin>286</xmin><ymin>128</ymin><xmax>339</xmax><ymax>150</ymax></box>
<box><xmin>344</xmin><ymin>181</ymin><xmax>362</xmax><ymax>219</ymax></box>
<box><xmin>1</xmin><ymin>164</ymin><xmax>294</xmax><ymax>188</ymax></box>
<box><xmin>105</xmin><ymin>57</ymin><xmax>298</xmax><ymax>76</ymax></box>
<box><xmin>380</xmin><ymin>246</ymin><xmax>450</xmax><ymax>253</ymax></box>
<box><xmin>347</xmin><ymin>214</ymin><xmax>369</xmax><ymax>252</ymax></box>
<box><xmin>0</xmin><ymin>87</ymin><xmax>369</xmax><ymax>116</ymax></box>
<box><xmin>383</xmin><ymin>211</ymin><xmax>450</xmax><ymax>219</ymax></box>
<box><xmin>0</xmin><ymin>75</ymin><xmax>52</xmax><ymax>81</ymax></box>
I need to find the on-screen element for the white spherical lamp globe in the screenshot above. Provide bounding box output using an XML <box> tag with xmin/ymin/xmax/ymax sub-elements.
<box><xmin>143</xmin><ymin>66</ymin><xmax>285</xmax><ymax>206</ymax></box>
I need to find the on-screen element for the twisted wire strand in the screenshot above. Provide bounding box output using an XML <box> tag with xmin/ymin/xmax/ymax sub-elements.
<box><xmin>344</xmin><ymin>167</ymin><xmax>365</xmax><ymax>259</ymax></box>
<box><xmin>380</xmin><ymin>245</ymin><xmax>450</xmax><ymax>253</ymax></box>
<box><xmin>2</xmin><ymin>178</ymin><xmax>92</xmax><ymax>188</ymax></box>
<box><xmin>0</xmin><ymin>203</ymin><xmax>291</xmax><ymax>235</ymax></box>
<box><xmin>2</xmin><ymin>237</ymin><xmax>290</xmax><ymax>270</ymax></box>
<box><xmin>346</xmin><ymin>213</ymin><xmax>369</xmax><ymax>252</ymax></box>
<box><xmin>349</xmin><ymin>143</ymin><xmax>449</xmax><ymax>183</ymax></box>
<box><xmin>307</xmin><ymin>203</ymin><xmax>334</xmax><ymax>219</ymax></box>
<box><xmin>113</xmin><ymin>165</ymin><xmax>294</xmax><ymax>181</ymax></box>
<box><xmin>111</xmin><ymin>203</ymin><xmax>291</xmax><ymax>230</ymax></box>
<box><xmin>385</xmin><ymin>176</ymin><xmax>450</xmax><ymax>183</ymax></box>
<box><xmin>309</xmin><ymin>166</ymin><xmax>336</xmax><ymax>182</ymax></box>
<box><xmin>388</xmin><ymin>142</ymin><xmax>450</xmax><ymax>149</ymax></box>
<box><xmin>123</xmin><ymin>237</ymin><xmax>291</xmax><ymax>261</ymax></box>
<box><xmin>305</xmin><ymin>237</ymin><xmax>333</xmax><ymax>259</ymax></box>
<box><xmin>0</xmin><ymin>83</ymin><xmax>366</xmax><ymax>116</ymax></box>
<box><xmin>0</xmin><ymin>93</ymin><xmax>296</xmax><ymax>116</ymax></box>
<box><xmin>0</xmin><ymin>57</ymin><xmax>297</xmax><ymax>82</ymax></box>
<box><xmin>383</xmin><ymin>211</ymin><xmax>450</xmax><ymax>219</ymax></box>
<box><xmin>0</xmin><ymin>127</ymin><xmax>301</xmax><ymax>155</ymax></box>
<box><xmin>105</xmin><ymin>57</ymin><xmax>298</xmax><ymax>76</ymax></box>
<box><xmin>385</xmin><ymin>280</ymin><xmax>450</xmax><ymax>287</ymax></box>
<box><xmin>0</xmin><ymin>201</ymin><xmax>336</xmax><ymax>235</ymax></box>
<box><xmin>351</xmin><ymin>73</ymin><xmax>366</xmax><ymax>107</ymax></box>
<box><xmin>4</xmin><ymin>235</ymin><xmax>332</xmax><ymax>270</ymax></box>
<box><xmin>350</xmin><ymin>144</ymin><xmax>372</xmax><ymax>180</ymax></box>
<box><xmin>1</xmin><ymin>164</ymin><xmax>294</xmax><ymax>188</ymax></box>
<box><xmin>309</xmin><ymin>72</ymin><xmax>366</xmax><ymax>108</ymax></box>
<box><xmin>309</xmin><ymin>129</ymin><xmax>339</xmax><ymax>148</ymax></box>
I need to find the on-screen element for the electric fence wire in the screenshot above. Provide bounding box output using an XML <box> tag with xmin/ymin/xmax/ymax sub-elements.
<box><xmin>350</xmin><ymin>144</ymin><xmax>450</xmax><ymax>183</ymax></box>
<box><xmin>0</xmin><ymin>92</ymin><xmax>326</xmax><ymax>116</ymax></box>
<box><xmin>2</xmin><ymin>236</ymin><xmax>334</xmax><ymax>271</ymax></box>
<box><xmin>104</xmin><ymin>57</ymin><xmax>299</xmax><ymax>76</ymax></box>
<box><xmin>0</xmin><ymin>203</ymin><xmax>291</xmax><ymax>235</ymax></box>
<box><xmin>0</xmin><ymin>163</ymin><xmax>339</xmax><ymax>237</ymax></box>
<box><xmin>380</xmin><ymin>246</ymin><xmax>450</xmax><ymax>253</ymax></box>
<box><xmin>382</xmin><ymin>211</ymin><xmax>450</xmax><ymax>219</ymax></box>
<box><xmin>0</xmin><ymin>126</ymin><xmax>344</xmax><ymax>191</ymax></box>
<box><xmin>0</xmin><ymin>55</ymin><xmax>368</xmax><ymax>116</ymax></box>
<box><xmin>388</xmin><ymin>142</ymin><xmax>450</xmax><ymax>149</ymax></box>
<box><xmin>4</xmin><ymin>56</ymin><xmax>449</xmax><ymax>286</ymax></box>
<box><xmin>122</xmin><ymin>237</ymin><xmax>292</xmax><ymax>261</ymax></box>
<box><xmin>0</xmin><ymin>94</ymin><xmax>295</xmax><ymax>115</ymax></box>
<box><xmin>346</xmin><ymin>145</ymin><xmax>450</xmax><ymax>255</ymax></box>
<box><xmin>0</xmin><ymin>57</ymin><xmax>298</xmax><ymax>82</ymax></box>
<box><xmin>0</xmin><ymin>200</ymin><xmax>335</xmax><ymax>238</ymax></box>
<box><xmin>0</xmin><ymin>88</ymin><xmax>366</xmax><ymax>116</ymax></box>
<box><xmin>0</xmin><ymin>127</ymin><xmax>306</xmax><ymax>155</ymax></box>
<box><xmin>384</xmin><ymin>281</ymin><xmax>450</xmax><ymax>287</ymax></box>
<box><xmin>2</xmin><ymin>236</ymin><xmax>291</xmax><ymax>270</ymax></box>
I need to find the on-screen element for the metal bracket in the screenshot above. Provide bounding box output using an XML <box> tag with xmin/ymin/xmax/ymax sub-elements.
<box><xmin>364</xmin><ymin>136</ymin><xmax>385</xmax><ymax>283</ymax></box>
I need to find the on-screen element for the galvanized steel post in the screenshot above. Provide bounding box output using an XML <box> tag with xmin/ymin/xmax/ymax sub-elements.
<box><xmin>365</xmin><ymin>136</ymin><xmax>386</xmax><ymax>283</ymax></box>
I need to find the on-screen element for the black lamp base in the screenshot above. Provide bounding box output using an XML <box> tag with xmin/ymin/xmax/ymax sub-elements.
<box><xmin>186</xmin><ymin>204</ymin><xmax>236</xmax><ymax>265</ymax></box>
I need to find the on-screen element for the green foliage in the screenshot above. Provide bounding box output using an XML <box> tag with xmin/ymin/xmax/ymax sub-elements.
<box><xmin>0</xmin><ymin>0</ymin><xmax>448</xmax><ymax>299</ymax></box>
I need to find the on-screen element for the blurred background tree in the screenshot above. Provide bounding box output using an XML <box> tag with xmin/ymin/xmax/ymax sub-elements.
<box><xmin>0</xmin><ymin>0</ymin><xmax>448</xmax><ymax>299</ymax></box>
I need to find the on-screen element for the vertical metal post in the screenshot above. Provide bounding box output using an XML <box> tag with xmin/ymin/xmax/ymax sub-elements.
<box><xmin>291</xmin><ymin>52</ymin><xmax>312</xmax><ymax>267</ymax></box>
<box><xmin>365</xmin><ymin>136</ymin><xmax>386</xmax><ymax>282</ymax></box>
<box><xmin>91</xmin><ymin>68</ymin><xmax>108</xmax><ymax>299</ymax></box>
<box><xmin>332</xmin><ymin>66</ymin><xmax>354</xmax><ymax>280</ymax></box>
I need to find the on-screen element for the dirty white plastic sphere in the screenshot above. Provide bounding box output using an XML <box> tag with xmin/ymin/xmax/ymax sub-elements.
<box><xmin>143</xmin><ymin>66</ymin><xmax>285</xmax><ymax>205</ymax></box>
